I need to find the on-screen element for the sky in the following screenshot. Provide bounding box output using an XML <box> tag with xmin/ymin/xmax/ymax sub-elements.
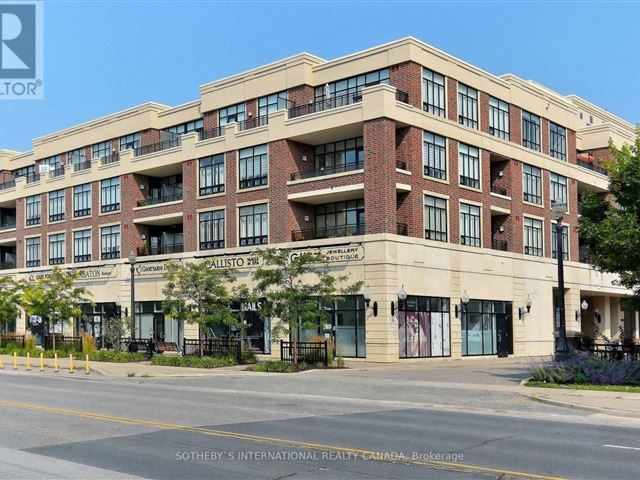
<box><xmin>0</xmin><ymin>0</ymin><xmax>638</xmax><ymax>152</ymax></box>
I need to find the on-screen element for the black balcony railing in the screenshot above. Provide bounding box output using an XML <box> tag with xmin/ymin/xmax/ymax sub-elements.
<box><xmin>238</xmin><ymin>115</ymin><xmax>268</xmax><ymax>131</ymax></box>
<box><xmin>26</xmin><ymin>173</ymin><xmax>40</xmax><ymax>184</ymax></box>
<box><xmin>396</xmin><ymin>160</ymin><xmax>408</xmax><ymax>170</ymax></box>
<box><xmin>492</xmin><ymin>239</ymin><xmax>508</xmax><ymax>251</ymax></box>
<box><xmin>288</xmin><ymin>93</ymin><xmax>362</xmax><ymax>119</ymax></box>
<box><xmin>290</xmin><ymin>160</ymin><xmax>364</xmax><ymax>181</ymax></box>
<box><xmin>136</xmin><ymin>190</ymin><xmax>183</xmax><ymax>207</ymax></box>
<box><xmin>100</xmin><ymin>152</ymin><xmax>120</xmax><ymax>165</ymax></box>
<box><xmin>490</xmin><ymin>185</ymin><xmax>508</xmax><ymax>196</ymax></box>
<box><xmin>137</xmin><ymin>243</ymin><xmax>184</xmax><ymax>256</ymax></box>
<box><xmin>74</xmin><ymin>160</ymin><xmax>92</xmax><ymax>172</ymax></box>
<box><xmin>0</xmin><ymin>179</ymin><xmax>15</xmax><ymax>190</ymax></box>
<box><xmin>199</xmin><ymin>126</ymin><xmax>225</xmax><ymax>141</ymax></box>
<box><xmin>291</xmin><ymin>224</ymin><xmax>365</xmax><ymax>241</ymax></box>
<box><xmin>0</xmin><ymin>223</ymin><xmax>16</xmax><ymax>231</ymax></box>
<box><xmin>395</xmin><ymin>89</ymin><xmax>410</xmax><ymax>104</ymax></box>
<box><xmin>577</xmin><ymin>159</ymin><xmax>607</xmax><ymax>176</ymax></box>
<box><xmin>134</xmin><ymin>137</ymin><xmax>181</xmax><ymax>157</ymax></box>
<box><xmin>0</xmin><ymin>262</ymin><xmax>16</xmax><ymax>270</ymax></box>
<box><xmin>397</xmin><ymin>222</ymin><xmax>408</xmax><ymax>236</ymax></box>
<box><xmin>50</xmin><ymin>167</ymin><xmax>65</xmax><ymax>178</ymax></box>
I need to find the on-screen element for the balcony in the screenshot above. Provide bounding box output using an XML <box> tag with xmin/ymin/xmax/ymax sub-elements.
<box><xmin>396</xmin><ymin>160</ymin><xmax>408</xmax><ymax>171</ymax></box>
<box><xmin>0</xmin><ymin>262</ymin><xmax>16</xmax><ymax>270</ymax></box>
<box><xmin>490</xmin><ymin>185</ymin><xmax>508</xmax><ymax>196</ymax></box>
<box><xmin>395</xmin><ymin>89</ymin><xmax>410</xmax><ymax>104</ymax></box>
<box><xmin>578</xmin><ymin>159</ymin><xmax>607</xmax><ymax>176</ymax></box>
<box><xmin>136</xmin><ymin>190</ymin><xmax>183</xmax><ymax>208</ymax></box>
<box><xmin>199</xmin><ymin>126</ymin><xmax>225</xmax><ymax>141</ymax></box>
<box><xmin>239</xmin><ymin>115</ymin><xmax>268</xmax><ymax>131</ymax></box>
<box><xmin>290</xmin><ymin>160</ymin><xmax>364</xmax><ymax>181</ymax></box>
<box><xmin>397</xmin><ymin>222</ymin><xmax>408</xmax><ymax>236</ymax></box>
<box><xmin>291</xmin><ymin>224</ymin><xmax>365</xmax><ymax>241</ymax></box>
<box><xmin>134</xmin><ymin>138</ymin><xmax>181</xmax><ymax>157</ymax></box>
<box><xmin>288</xmin><ymin>93</ymin><xmax>362</xmax><ymax>119</ymax></box>
<box><xmin>492</xmin><ymin>239</ymin><xmax>508</xmax><ymax>251</ymax></box>
<box><xmin>0</xmin><ymin>179</ymin><xmax>15</xmax><ymax>191</ymax></box>
<box><xmin>0</xmin><ymin>223</ymin><xmax>16</xmax><ymax>231</ymax></box>
<box><xmin>26</xmin><ymin>173</ymin><xmax>40</xmax><ymax>184</ymax></box>
<box><xmin>100</xmin><ymin>152</ymin><xmax>120</xmax><ymax>165</ymax></box>
<box><xmin>137</xmin><ymin>243</ymin><xmax>184</xmax><ymax>256</ymax></box>
<box><xmin>74</xmin><ymin>160</ymin><xmax>92</xmax><ymax>172</ymax></box>
<box><xmin>50</xmin><ymin>167</ymin><xmax>65</xmax><ymax>178</ymax></box>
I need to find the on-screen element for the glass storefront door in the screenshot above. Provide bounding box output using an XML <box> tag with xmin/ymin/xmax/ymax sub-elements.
<box><xmin>398</xmin><ymin>296</ymin><xmax>451</xmax><ymax>358</ymax></box>
<box><xmin>462</xmin><ymin>300</ymin><xmax>513</xmax><ymax>356</ymax></box>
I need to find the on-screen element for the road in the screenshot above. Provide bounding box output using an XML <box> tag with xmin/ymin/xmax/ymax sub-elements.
<box><xmin>0</xmin><ymin>360</ymin><xmax>639</xmax><ymax>479</ymax></box>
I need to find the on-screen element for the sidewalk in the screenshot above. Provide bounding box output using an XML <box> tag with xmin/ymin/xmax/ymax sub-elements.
<box><xmin>518</xmin><ymin>383</ymin><xmax>640</xmax><ymax>417</ymax></box>
<box><xmin>0</xmin><ymin>354</ymin><xmax>253</xmax><ymax>378</ymax></box>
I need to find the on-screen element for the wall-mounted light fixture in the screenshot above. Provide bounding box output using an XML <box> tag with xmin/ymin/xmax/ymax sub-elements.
<box><xmin>518</xmin><ymin>295</ymin><xmax>533</xmax><ymax>320</ymax></box>
<box><xmin>575</xmin><ymin>299</ymin><xmax>589</xmax><ymax>321</ymax></box>
<box><xmin>391</xmin><ymin>285</ymin><xmax>408</xmax><ymax>317</ymax></box>
<box><xmin>363</xmin><ymin>285</ymin><xmax>378</xmax><ymax>317</ymax></box>
<box><xmin>454</xmin><ymin>290</ymin><xmax>470</xmax><ymax>318</ymax></box>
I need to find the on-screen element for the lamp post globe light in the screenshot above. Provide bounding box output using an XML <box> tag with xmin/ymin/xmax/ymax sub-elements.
<box><xmin>128</xmin><ymin>251</ymin><xmax>137</xmax><ymax>340</ymax></box>
<box><xmin>552</xmin><ymin>201</ymin><xmax>569</xmax><ymax>357</ymax></box>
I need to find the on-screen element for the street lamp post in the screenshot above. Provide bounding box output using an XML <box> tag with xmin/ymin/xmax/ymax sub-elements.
<box><xmin>128</xmin><ymin>251</ymin><xmax>137</xmax><ymax>340</ymax></box>
<box><xmin>552</xmin><ymin>202</ymin><xmax>569</xmax><ymax>357</ymax></box>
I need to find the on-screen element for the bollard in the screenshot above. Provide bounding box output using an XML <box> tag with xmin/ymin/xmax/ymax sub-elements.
<box><xmin>69</xmin><ymin>354</ymin><xmax>74</xmax><ymax>374</ymax></box>
<box><xmin>12</xmin><ymin>352</ymin><xmax>17</xmax><ymax>370</ymax></box>
<box><xmin>26</xmin><ymin>352</ymin><xmax>31</xmax><ymax>371</ymax></box>
<box><xmin>0</xmin><ymin>356</ymin><xmax>3</xmax><ymax>369</ymax></box>
<box><xmin>85</xmin><ymin>354</ymin><xmax>90</xmax><ymax>375</ymax></box>
<box><xmin>40</xmin><ymin>352</ymin><xmax>44</xmax><ymax>372</ymax></box>
<box><xmin>54</xmin><ymin>353</ymin><xmax>59</xmax><ymax>373</ymax></box>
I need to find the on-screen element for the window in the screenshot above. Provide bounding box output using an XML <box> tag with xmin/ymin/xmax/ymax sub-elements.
<box><xmin>422</xmin><ymin>68</ymin><xmax>445</xmax><ymax>117</ymax></box>
<box><xmin>315</xmin><ymin>137</ymin><xmax>364</xmax><ymax>172</ymax></box>
<box><xmin>459</xmin><ymin>143</ymin><xmax>480</xmax><ymax>189</ymax></box>
<box><xmin>258</xmin><ymin>92</ymin><xmax>288</xmax><ymax>116</ymax></box>
<box><xmin>239</xmin><ymin>145</ymin><xmax>268</xmax><ymax>189</ymax></box>
<box><xmin>239</xmin><ymin>204</ymin><xmax>268</xmax><ymax>246</ymax></box>
<box><xmin>462</xmin><ymin>300</ymin><xmax>511</xmax><ymax>356</ymax></box>
<box><xmin>92</xmin><ymin>140</ymin><xmax>113</xmax><ymax>159</ymax></box>
<box><xmin>199</xmin><ymin>210</ymin><xmax>225</xmax><ymax>250</ymax></box>
<box><xmin>457</xmin><ymin>84</ymin><xmax>478</xmax><ymax>129</ymax></box>
<box><xmin>219</xmin><ymin>103</ymin><xmax>245</xmax><ymax>126</ymax></box>
<box><xmin>101</xmin><ymin>177</ymin><xmax>121</xmax><ymax>212</ymax></box>
<box><xmin>49</xmin><ymin>189</ymin><xmax>65</xmax><ymax>222</ymax></box>
<box><xmin>25</xmin><ymin>195</ymin><xmax>40</xmax><ymax>226</ymax></box>
<box><xmin>67</xmin><ymin>148</ymin><xmax>85</xmax><ymax>166</ymax></box>
<box><xmin>399</xmin><ymin>296</ymin><xmax>450</xmax><ymax>358</ymax></box>
<box><xmin>73</xmin><ymin>183</ymin><xmax>91</xmax><ymax>217</ymax></box>
<box><xmin>424</xmin><ymin>195</ymin><xmax>447</xmax><ymax>242</ymax></box>
<box><xmin>13</xmin><ymin>165</ymin><xmax>34</xmax><ymax>178</ymax></box>
<box><xmin>550</xmin><ymin>173</ymin><xmax>567</xmax><ymax>206</ymax></box>
<box><xmin>315</xmin><ymin>69</ymin><xmax>389</xmax><ymax>101</ymax></box>
<box><xmin>489</xmin><ymin>97</ymin><xmax>510</xmax><ymax>140</ymax></box>
<box><xmin>25</xmin><ymin>237</ymin><xmax>40</xmax><ymax>267</ymax></box>
<box><xmin>119</xmin><ymin>133</ymin><xmax>141</xmax><ymax>151</ymax></box>
<box><xmin>315</xmin><ymin>200</ymin><xmax>365</xmax><ymax>237</ymax></box>
<box><xmin>42</xmin><ymin>155</ymin><xmax>61</xmax><ymax>170</ymax></box>
<box><xmin>522</xmin><ymin>111</ymin><xmax>541</xmax><ymax>151</ymax></box>
<box><xmin>74</xmin><ymin>229</ymin><xmax>92</xmax><ymax>263</ymax></box>
<box><xmin>551</xmin><ymin>224</ymin><xmax>569</xmax><ymax>260</ymax></box>
<box><xmin>550</xmin><ymin>122</ymin><xmax>567</xmax><ymax>160</ymax></box>
<box><xmin>524</xmin><ymin>217</ymin><xmax>543</xmax><ymax>256</ymax></box>
<box><xmin>199</xmin><ymin>155</ymin><xmax>225</xmax><ymax>195</ymax></box>
<box><xmin>48</xmin><ymin>233</ymin><xmax>65</xmax><ymax>265</ymax></box>
<box><xmin>522</xmin><ymin>164</ymin><xmax>542</xmax><ymax>204</ymax></box>
<box><xmin>460</xmin><ymin>203</ymin><xmax>481</xmax><ymax>247</ymax></box>
<box><xmin>167</xmin><ymin>119</ymin><xmax>204</xmax><ymax>136</ymax></box>
<box><xmin>423</xmin><ymin>132</ymin><xmax>447</xmax><ymax>180</ymax></box>
<box><xmin>101</xmin><ymin>225</ymin><xmax>120</xmax><ymax>259</ymax></box>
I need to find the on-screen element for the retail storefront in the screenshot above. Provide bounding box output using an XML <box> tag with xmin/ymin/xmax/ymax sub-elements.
<box><xmin>461</xmin><ymin>300</ymin><xmax>513</xmax><ymax>357</ymax></box>
<box><xmin>398</xmin><ymin>296</ymin><xmax>451</xmax><ymax>358</ymax></box>
<box><xmin>134</xmin><ymin>301</ymin><xmax>183</xmax><ymax>345</ymax></box>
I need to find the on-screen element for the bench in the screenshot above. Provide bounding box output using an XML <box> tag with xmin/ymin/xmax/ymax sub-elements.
<box><xmin>154</xmin><ymin>341</ymin><xmax>179</xmax><ymax>354</ymax></box>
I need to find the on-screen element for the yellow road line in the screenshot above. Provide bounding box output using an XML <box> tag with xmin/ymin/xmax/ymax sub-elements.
<box><xmin>0</xmin><ymin>400</ymin><xmax>565</xmax><ymax>480</ymax></box>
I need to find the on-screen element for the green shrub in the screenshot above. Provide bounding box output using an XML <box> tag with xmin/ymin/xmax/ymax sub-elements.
<box><xmin>241</xmin><ymin>350</ymin><xmax>257</xmax><ymax>364</ymax></box>
<box><xmin>82</xmin><ymin>333</ymin><xmax>96</xmax><ymax>355</ymax></box>
<box><xmin>151</xmin><ymin>354</ymin><xmax>237</xmax><ymax>369</ymax></box>
<box><xmin>246</xmin><ymin>360</ymin><xmax>315</xmax><ymax>373</ymax></box>
<box><xmin>88</xmin><ymin>350</ymin><xmax>146</xmax><ymax>363</ymax></box>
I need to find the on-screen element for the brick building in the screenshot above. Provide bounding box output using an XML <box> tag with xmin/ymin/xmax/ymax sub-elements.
<box><xmin>0</xmin><ymin>37</ymin><xmax>636</xmax><ymax>361</ymax></box>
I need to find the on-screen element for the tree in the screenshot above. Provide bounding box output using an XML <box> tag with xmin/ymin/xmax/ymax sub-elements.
<box><xmin>21</xmin><ymin>268</ymin><xmax>93</xmax><ymax>351</ymax></box>
<box><xmin>580</xmin><ymin>131</ymin><xmax>640</xmax><ymax>307</ymax></box>
<box><xmin>0</xmin><ymin>276</ymin><xmax>22</xmax><ymax>346</ymax></box>
<box><xmin>162</xmin><ymin>260</ymin><xmax>242</xmax><ymax>357</ymax></box>
<box><xmin>102</xmin><ymin>315</ymin><xmax>133</xmax><ymax>352</ymax></box>
<box><xmin>252</xmin><ymin>248</ymin><xmax>362</xmax><ymax>364</ymax></box>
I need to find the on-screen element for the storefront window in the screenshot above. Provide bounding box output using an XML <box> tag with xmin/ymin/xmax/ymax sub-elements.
<box><xmin>398</xmin><ymin>296</ymin><xmax>450</xmax><ymax>358</ymax></box>
<box><xmin>461</xmin><ymin>300</ymin><xmax>512</xmax><ymax>356</ymax></box>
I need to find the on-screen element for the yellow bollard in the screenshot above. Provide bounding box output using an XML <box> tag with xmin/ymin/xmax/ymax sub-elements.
<box><xmin>0</xmin><ymin>356</ymin><xmax>4</xmax><ymax>369</ymax></box>
<box><xmin>12</xmin><ymin>352</ymin><xmax>17</xmax><ymax>370</ymax></box>
<box><xmin>40</xmin><ymin>352</ymin><xmax>44</xmax><ymax>372</ymax></box>
<box><xmin>85</xmin><ymin>354</ymin><xmax>90</xmax><ymax>375</ymax></box>
<box><xmin>26</xmin><ymin>352</ymin><xmax>31</xmax><ymax>371</ymax></box>
<box><xmin>54</xmin><ymin>353</ymin><xmax>59</xmax><ymax>373</ymax></box>
<box><xmin>69</xmin><ymin>354</ymin><xmax>74</xmax><ymax>374</ymax></box>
